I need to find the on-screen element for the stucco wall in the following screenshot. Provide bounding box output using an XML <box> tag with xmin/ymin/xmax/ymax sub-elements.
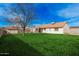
<box><xmin>63</xmin><ymin>24</ymin><xmax>70</xmax><ymax>34</ymax></box>
<box><xmin>42</xmin><ymin>28</ymin><xmax>64</xmax><ymax>34</ymax></box>
<box><xmin>40</xmin><ymin>23</ymin><xmax>70</xmax><ymax>34</ymax></box>
<box><xmin>6</xmin><ymin>30</ymin><xmax>18</xmax><ymax>34</ymax></box>
<box><xmin>69</xmin><ymin>28</ymin><xmax>79</xmax><ymax>35</ymax></box>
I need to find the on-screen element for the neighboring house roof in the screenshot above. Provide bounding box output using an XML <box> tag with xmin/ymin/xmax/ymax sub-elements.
<box><xmin>4</xmin><ymin>26</ymin><xmax>31</xmax><ymax>32</ymax></box>
<box><xmin>4</xmin><ymin>26</ymin><xmax>18</xmax><ymax>30</ymax></box>
<box><xmin>70</xmin><ymin>27</ymin><xmax>79</xmax><ymax>31</ymax></box>
<box><xmin>38</xmin><ymin>22</ymin><xmax>67</xmax><ymax>28</ymax></box>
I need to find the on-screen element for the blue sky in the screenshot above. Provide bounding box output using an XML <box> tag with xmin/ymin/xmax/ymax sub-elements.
<box><xmin>0</xmin><ymin>3</ymin><xmax>79</xmax><ymax>27</ymax></box>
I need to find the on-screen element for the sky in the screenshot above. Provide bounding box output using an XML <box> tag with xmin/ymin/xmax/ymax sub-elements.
<box><xmin>0</xmin><ymin>3</ymin><xmax>79</xmax><ymax>27</ymax></box>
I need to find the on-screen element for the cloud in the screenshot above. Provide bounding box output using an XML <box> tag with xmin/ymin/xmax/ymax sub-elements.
<box><xmin>69</xmin><ymin>21</ymin><xmax>79</xmax><ymax>26</ymax></box>
<box><xmin>0</xmin><ymin>8</ymin><xmax>5</xmax><ymax>16</ymax></box>
<box><xmin>58</xmin><ymin>4</ymin><xmax>79</xmax><ymax>18</ymax></box>
<box><xmin>65</xmin><ymin>17</ymin><xmax>79</xmax><ymax>26</ymax></box>
<box><xmin>65</xmin><ymin>17</ymin><xmax>79</xmax><ymax>23</ymax></box>
<box><xmin>58</xmin><ymin>4</ymin><xmax>79</xmax><ymax>26</ymax></box>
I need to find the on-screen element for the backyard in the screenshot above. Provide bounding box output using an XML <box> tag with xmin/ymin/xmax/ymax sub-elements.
<box><xmin>0</xmin><ymin>33</ymin><xmax>79</xmax><ymax>56</ymax></box>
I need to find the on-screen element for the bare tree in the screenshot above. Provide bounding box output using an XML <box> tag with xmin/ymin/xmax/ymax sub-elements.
<box><xmin>5</xmin><ymin>3</ymin><xmax>35</xmax><ymax>35</ymax></box>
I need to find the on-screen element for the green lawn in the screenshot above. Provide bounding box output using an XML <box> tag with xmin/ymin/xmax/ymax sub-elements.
<box><xmin>0</xmin><ymin>33</ymin><xmax>79</xmax><ymax>56</ymax></box>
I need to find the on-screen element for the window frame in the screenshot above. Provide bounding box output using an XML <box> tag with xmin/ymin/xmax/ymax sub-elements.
<box><xmin>55</xmin><ymin>28</ymin><xmax>58</xmax><ymax>31</ymax></box>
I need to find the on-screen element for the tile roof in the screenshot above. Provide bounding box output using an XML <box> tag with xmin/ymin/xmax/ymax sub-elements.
<box><xmin>4</xmin><ymin>26</ymin><xmax>18</xmax><ymax>30</ymax></box>
<box><xmin>38</xmin><ymin>22</ymin><xmax>67</xmax><ymax>28</ymax></box>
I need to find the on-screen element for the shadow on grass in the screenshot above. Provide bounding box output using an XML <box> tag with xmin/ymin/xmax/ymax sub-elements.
<box><xmin>0</xmin><ymin>34</ymin><xmax>43</xmax><ymax>56</ymax></box>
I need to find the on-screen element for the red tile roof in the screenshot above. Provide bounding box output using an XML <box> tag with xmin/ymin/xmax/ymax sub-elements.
<box><xmin>38</xmin><ymin>22</ymin><xmax>67</xmax><ymax>28</ymax></box>
<box><xmin>4</xmin><ymin>26</ymin><xmax>18</xmax><ymax>30</ymax></box>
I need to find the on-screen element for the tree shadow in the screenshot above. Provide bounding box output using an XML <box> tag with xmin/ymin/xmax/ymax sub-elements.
<box><xmin>0</xmin><ymin>34</ymin><xmax>43</xmax><ymax>56</ymax></box>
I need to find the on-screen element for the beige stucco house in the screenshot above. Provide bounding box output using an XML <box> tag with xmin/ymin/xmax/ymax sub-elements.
<box><xmin>3</xmin><ymin>26</ymin><xmax>32</xmax><ymax>34</ymax></box>
<box><xmin>0</xmin><ymin>22</ymin><xmax>79</xmax><ymax>35</ymax></box>
<box><xmin>36</xmin><ymin>22</ymin><xmax>70</xmax><ymax>34</ymax></box>
<box><xmin>4</xmin><ymin>26</ymin><xmax>18</xmax><ymax>34</ymax></box>
<box><xmin>0</xmin><ymin>28</ymin><xmax>7</xmax><ymax>35</ymax></box>
<box><xmin>69</xmin><ymin>27</ymin><xmax>79</xmax><ymax>35</ymax></box>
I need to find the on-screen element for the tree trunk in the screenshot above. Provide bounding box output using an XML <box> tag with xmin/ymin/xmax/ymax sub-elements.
<box><xmin>23</xmin><ymin>27</ymin><xmax>25</xmax><ymax>36</ymax></box>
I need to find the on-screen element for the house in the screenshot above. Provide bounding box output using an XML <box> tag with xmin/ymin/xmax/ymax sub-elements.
<box><xmin>4</xmin><ymin>26</ymin><xmax>18</xmax><ymax>34</ymax></box>
<box><xmin>36</xmin><ymin>22</ymin><xmax>70</xmax><ymax>34</ymax></box>
<box><xmin>0</xmin><ymin>28</ymin><xmax>7</xmax><ymax>36</ymax></box>
<box><xmin>0</xmin><ymin>22</ymin><xmax>79</xmax><ymax>35</ymax></box>
<box><xmin>69</xmin><ymin>27</ymin><xmax>79</xmax><ymax>35</ymax></box>
<box><xmin>25</xmin><ymin>27</ymin><xmax>32</xmax><ymax>33</ymax></box>
<box><xmin>0</xmin><ymin>28</ymin><xmax>3</xmax><ymax>36</ymax></box>
<box><xmin>3</xmin><ymin>26</ymin><xmax>32</xmax><ymax>34</ymax></box>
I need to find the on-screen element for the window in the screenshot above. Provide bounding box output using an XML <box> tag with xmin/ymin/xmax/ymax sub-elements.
<box><xmin>55</xmin><ymin>28</ymin><xmax>58</xmax><ymax>31</ymax></box>
<box><xmin>48</xmin><ymin>28</ymin><xmax>51</xmax><ymax>30</ymax></box>
<box><xmin>43</xmin><ymin>28</ymin><xmax>46</xmax><ymax>30</ymax></box>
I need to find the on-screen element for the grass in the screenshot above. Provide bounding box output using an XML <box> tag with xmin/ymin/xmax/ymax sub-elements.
<box><xmin>0</xmin><ymin>33</ymin><xmax>79</xmax><ymax>56</ymax></box>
